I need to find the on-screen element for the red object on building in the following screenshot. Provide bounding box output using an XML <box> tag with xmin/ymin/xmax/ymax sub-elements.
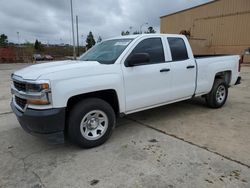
<box><xmin>0</xmin><ymin>47</ymin><xmax>17</xmax><ymax>63</ymax></box>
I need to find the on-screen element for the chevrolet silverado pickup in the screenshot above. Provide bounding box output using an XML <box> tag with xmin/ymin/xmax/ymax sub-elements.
<box><xmin>11</xmin><ymin>34</ymin><xmax>242</xmax><ymax>148</ymax></box>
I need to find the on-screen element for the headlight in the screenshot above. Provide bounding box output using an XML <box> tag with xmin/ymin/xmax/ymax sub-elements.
<box><xmin>26</xmin><ymin>83</ymin><xmax>50</xmax><ymax>93</ymax></box>
<box><xmin>11</xmin><ymin>79</ymin><xmax>52</xmax><ymax>106</ymax></box>
<box><xmin>26</xmin><ymin>82</ymin><xmax>51</xmax><ymax>105</ymax></box>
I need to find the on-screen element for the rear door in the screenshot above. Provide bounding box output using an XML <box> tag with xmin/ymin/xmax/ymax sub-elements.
<box><xmin>166</xmin><ymin>37</ymin><xmax>196</xmax><ymax>100</ymax></box>
<box><xmin>122</xmin><ymin>36</ymin><xmax>172</xmax><ymax>112</ymax></box>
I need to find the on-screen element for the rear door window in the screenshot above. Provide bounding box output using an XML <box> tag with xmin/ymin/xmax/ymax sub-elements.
<box><xmin>167</xmin><ymin>37</ymin><xmax>188</xmax><ymax>61</ymax></box>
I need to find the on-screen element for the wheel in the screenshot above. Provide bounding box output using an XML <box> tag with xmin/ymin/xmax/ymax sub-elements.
<box><xmin>205</xmin><ymin>79</ymin><xmax>228</xmax><ymax>108</ymax></box>
<box><xmin>68</xmin><ymin>98</ymin><xmax>116</xmax><ymax>148</ymax></box>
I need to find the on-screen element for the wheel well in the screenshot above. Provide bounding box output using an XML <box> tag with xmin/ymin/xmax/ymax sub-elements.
<box><xmin>215</xmin><ymin>71</ymin><xmax>231</xmax><ymax>86</ymax></box>
<box><xmin>66</xmin><ymin>89</ymin><xmax>120</xmax><ymax>115</ymax></box>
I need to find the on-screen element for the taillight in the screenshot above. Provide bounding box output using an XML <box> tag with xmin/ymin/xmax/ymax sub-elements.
<box><xmin>239</xmin><ymin>55</ymin><xmax>244</xmax><ymax>72</ymax></box>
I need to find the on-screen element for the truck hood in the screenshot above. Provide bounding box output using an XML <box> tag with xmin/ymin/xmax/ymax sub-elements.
<box><xmin>14</xmin><ymin>60</ymin><xmax>101</xmax><ymax>80</ymax></box>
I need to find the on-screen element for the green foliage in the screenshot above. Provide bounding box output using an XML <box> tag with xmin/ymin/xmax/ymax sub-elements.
<box><xmin>121</xmin><ymin>28</ymin><xmax>155</xmax><ymax>36</ymax></box>
<box><xmin>145</xmin><ymin>26</ymin><xmax>156</xmax><ymax>34</ymax></box>
<box><xmin>34</xmin><ymin>39</ymin><xmax>43</xmax><ymax>51</ymax></box>
<box><xmin>121</xmin><ymin>31</ymin><xmax>130</xmax><ymax>36</ymax></box>
<box><xmin>97</xmin><ymin>36</ymin><xmax>102</xmax><ymax>43</ymax></box>
<box><xmin>86</xmin><ymin>31</ymin><xmax>96</xmax><ymax>49</ymax></box>
<box><xmin>133</xmin><ymin>31</ymin><xmax>140</xmax><ymax>35</ymax></box>
<box><xmin>0</xmin><ymin>34</ymin><xmax>8</xmax><ymax>46</ymax></box>
<box><xmin>24</xmin><ymin>41</ymin><xmax>34</xmax><ymax>47</ymax></box>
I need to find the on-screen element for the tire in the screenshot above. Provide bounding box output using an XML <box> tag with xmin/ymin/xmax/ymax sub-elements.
<box><xmin>205</xmin><ymin>79</ymin><xmax>228</xmax><ymax>108</ymax></box>
<box><xmin>68</xmin><ymin>98</ymin><xmax>116</xmax><ymax>148</ymax></box>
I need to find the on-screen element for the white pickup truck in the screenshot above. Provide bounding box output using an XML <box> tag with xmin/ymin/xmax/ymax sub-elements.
<box><xmin>11</xmin><ymin>34</ymin><xmax>242</xmax><ymax>148</ymax></box>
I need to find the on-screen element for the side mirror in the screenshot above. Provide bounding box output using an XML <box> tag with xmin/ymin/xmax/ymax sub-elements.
<box><xmin>125</xmin><ymin>53</ymin><xmax>150</xmax><ymax>67</ymax></box>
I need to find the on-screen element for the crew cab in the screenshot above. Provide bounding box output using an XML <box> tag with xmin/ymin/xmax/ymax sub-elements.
<box><xmin>11</xmin><ymin>34</ymin><xmax>242</xmax><ymax>148</ymax></box>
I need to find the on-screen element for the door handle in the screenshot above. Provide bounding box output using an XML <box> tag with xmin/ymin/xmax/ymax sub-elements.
<box><xmin>186</xmin><ymin>65</ymin><xmax>195</xmax><ymax>69</ymax></box>
<box><xmin>160</xmin><ymin>68</ymin><xmax>170</xmax><ymax>73</ymax></box>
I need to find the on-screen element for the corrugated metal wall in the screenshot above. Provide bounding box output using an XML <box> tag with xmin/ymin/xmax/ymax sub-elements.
<box><xmin>160</xmin><ymin>0</ymin><xmax>250</xmax><ymax>62</ymax></box>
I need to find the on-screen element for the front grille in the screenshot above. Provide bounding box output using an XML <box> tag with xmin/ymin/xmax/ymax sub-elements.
<box><xmin>15</xmin><ymin>96</ymin><xmax>27</xmax><ymax>109</ymax></box>
<box><xmin>14</xmin><ymin>81</ymin><xmax>26</xmax><ymax>92</ymax></box>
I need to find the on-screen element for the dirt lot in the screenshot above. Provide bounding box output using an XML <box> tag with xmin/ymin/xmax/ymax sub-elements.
<box><xmin>0</xmin><ymin>63</ymin><xmax>250</xmax><ymax>188</ymax></box>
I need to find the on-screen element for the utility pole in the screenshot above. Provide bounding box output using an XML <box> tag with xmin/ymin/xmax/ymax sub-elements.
<box><xmin>129</xmin><ymin>26</ymin><xmax>132</xmax><ymax>34</ymax></box>
<box><xmin>76</xmin><ymin>15</ymin><xmax>80</xmax><ymax>56</ymax></box>
<box><xmin>16</xmin><ymin>32</ymin><xmax>20</xmax><ymax>61</ymax></box>
<box><xmin>17</xmin><ymin>32</ymin><xmax>20</xmax><ymax>46</ymax></box>
<box><xmin>70</xmin><ymin>0</ymin><xmax>76</xmax><ymax>60</ymax></box>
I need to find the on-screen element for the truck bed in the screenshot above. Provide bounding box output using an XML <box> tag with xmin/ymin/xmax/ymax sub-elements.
<box><xmin>194</xmin><ymin>54</ymin><xmax>240</xmax><ymax>96</ymax></box>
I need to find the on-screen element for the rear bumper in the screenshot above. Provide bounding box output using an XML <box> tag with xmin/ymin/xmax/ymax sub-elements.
<box><xmin>11</xmin><ymin>101</ymin><xmax>65</xmax><ymax>143</ymax></box>
<box><xmin>235</xmin><ymin>76</ymin><xmax>241</xmax><ymax>85</ymax></box>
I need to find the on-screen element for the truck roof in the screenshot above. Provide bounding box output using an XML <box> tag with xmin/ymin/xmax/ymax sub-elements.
<box><xmin>108</xmin><ymin>34</ymin><xmax>185</xmax><ymax>41</ymax></box>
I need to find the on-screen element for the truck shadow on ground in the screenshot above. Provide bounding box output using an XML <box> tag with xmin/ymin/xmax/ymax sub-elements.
<box><xmin>124</xmin><ymin>97</ymin><xmax>208</xmax><ymax>123</ymax></box>
<box><xmin>1</xmin><ymin>98</ymin><xmax>207</xmax><ymax>151</ymax></box>
<box><xmin>0</xmin><ymin>97</ymin><xmax>225</xmax><ymax>153</ymax></box>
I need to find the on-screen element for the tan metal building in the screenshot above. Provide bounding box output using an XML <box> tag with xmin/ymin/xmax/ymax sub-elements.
<box><xmin>160</xmin><ymin>0</ymin><xmax>250</xmax><ymax>62</ymax></box>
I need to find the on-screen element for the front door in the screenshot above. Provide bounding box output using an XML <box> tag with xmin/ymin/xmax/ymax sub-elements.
<box><xmin>122</xmin><ymin>37</ymin><xmax>172</xmax><ymax>112</ymax></box>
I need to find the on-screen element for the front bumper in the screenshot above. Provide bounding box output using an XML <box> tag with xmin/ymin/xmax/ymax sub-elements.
<box><xmin>11</xmin><ymin>101</ymin><xmax>66</xmax><ymax>143</ymax></box>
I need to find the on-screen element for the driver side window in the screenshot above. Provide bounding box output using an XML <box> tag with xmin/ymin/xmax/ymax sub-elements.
<box><xmin>130</xmin><ymin>38</ymin><xmax>165</xmax><ymax>64</ymax></box>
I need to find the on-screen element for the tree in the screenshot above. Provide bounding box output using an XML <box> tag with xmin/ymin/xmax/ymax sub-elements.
<box><xmin>133</xmin><ymin>31</ymin><xmax>140</xmax><ymax>35</ymax></box>
<box><xmin>145</xmin><ymin>26</ymin><xmax>156</xmax><ymax>34</ymax></box>
<box><xmin>121</xmin><ymin>31</ymin><xmax>130</xmax><ymax>36</ymax></box>
<box><xmin>34</xmin><ymin>39</ymin><xmax>43</xmax><ymax>51</ymax></box>
<box><xmin>0</xmin><ymin>34</ymin><xmax>8</xmax><ymax>46</ymax></box>
<box><xmin>24</xmin><ymin>41</ymin><xmax>33</xmax><ymax>47</ymax></box>
<box><xmin>86</xmin><ymin>31</ymin><xmax>96</xmax><ymax>49</ymax></box>
<box><xmin>97</xmin><ymin>36</ymin><xmax>102</xmax><ymax>43</ymax></box>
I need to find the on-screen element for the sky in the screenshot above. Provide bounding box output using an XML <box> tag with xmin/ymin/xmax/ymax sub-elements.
<box><xmin>0</xmin><ymin>0</ymin><xmax>212</xmax><ymax>45</ymax></box>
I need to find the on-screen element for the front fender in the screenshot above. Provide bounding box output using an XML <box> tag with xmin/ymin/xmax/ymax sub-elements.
<box><xmin>50</xmin><ymin>74</ymin><xmax>125</xmax><ymax>113</ymax></box>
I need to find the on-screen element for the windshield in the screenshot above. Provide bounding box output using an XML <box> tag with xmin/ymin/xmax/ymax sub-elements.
<box><xmin>79</xmin><ymin>39</ymin><xmax>133</xmax><ymax>64</ymax></box>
